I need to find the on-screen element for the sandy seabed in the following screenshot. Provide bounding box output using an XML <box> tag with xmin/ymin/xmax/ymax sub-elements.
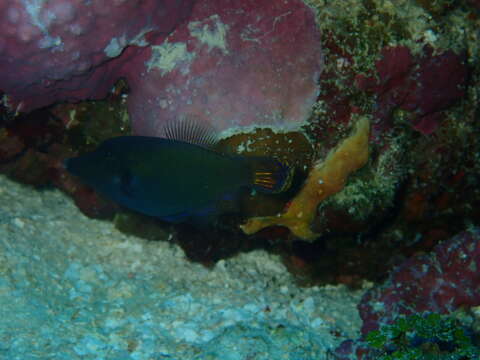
<box><xmin>0</xmin><ymin>175</ymin><xmax>366</xmax><ymax>360</ymax></box>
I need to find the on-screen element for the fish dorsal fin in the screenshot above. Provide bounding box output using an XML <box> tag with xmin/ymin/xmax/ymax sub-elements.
<box><xmin>161</xmin><ymin>115</ymin><xmax>218</xmax><ymax>148</ymax></box>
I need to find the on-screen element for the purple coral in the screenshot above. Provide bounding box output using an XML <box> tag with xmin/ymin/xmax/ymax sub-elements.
<box><xmin>332</xmin><ymin>228</ymin><xmax>480</xmax><ymax>359</ymax></box>
<box><xmin>356</xmin><ymin>46</ymin><xmax>469</xmax><ymax>135</ymax></box>
<box><xmin>0</xmin><ymin>0</ymin><xmax>193</xmax><ymax>112</ymax></box>
<box><xmin>359</xmin><ymin>227</ymin><xmax>480</xmax><ymax>335</ymax></box>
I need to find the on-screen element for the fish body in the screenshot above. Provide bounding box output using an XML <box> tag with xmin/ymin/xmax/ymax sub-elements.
<box><xmin>66</xmin><ymin>135</ymin><xmax>292</xmax><ymax>222</ymax></box>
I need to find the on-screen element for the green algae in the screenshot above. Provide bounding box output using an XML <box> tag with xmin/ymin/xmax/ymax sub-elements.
<box><xmin>366</xmin><ymin>313</ymin><xmax>480</xmax><ymax>359</ymax></box>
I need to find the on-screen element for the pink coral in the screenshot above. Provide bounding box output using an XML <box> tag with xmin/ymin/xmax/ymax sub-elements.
<box><xmin>128</xmin><ymin>0</ymin><xmax>323</xmax><ymax>136</ymax></box>
<box><xmin>356</xmin><ymin>46</ymin><xmax>469</xmax><ymax>135</ymax></box>
<box><xmin>331</xmin><ymin>228</ymin><xmax>480</xmax><ymax>359</ymax></box>
<box><xmin>359</xmin><ymin>227</ymin><xmax>480</xmax><ymax>335</ymax></box>
<box><xmin>1</xmin><ymin>0</ymin><xmax>322</xmax><ymax>136</ymax></box>
<box><xmin>0</xmin><ymin>0</ymin><xmax>193</xmax><ymax>112</ymax></box>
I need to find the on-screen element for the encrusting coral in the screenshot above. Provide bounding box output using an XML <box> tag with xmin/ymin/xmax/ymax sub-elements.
<box><xmin>241</xmin><ymin>117</ymin><xmax>370</xmax><ymax>241</ymax></box>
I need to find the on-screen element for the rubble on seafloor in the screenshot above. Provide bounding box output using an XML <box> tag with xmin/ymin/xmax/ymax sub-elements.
<box><xmin>0</xmin><ymin>174</ymin><xmax>365</xmax><ymax>359</ymax></box>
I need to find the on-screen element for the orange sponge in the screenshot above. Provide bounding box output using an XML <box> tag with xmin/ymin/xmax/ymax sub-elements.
<box><xmin>240</xmin><ymin>117</ymin><xmax>370</xmax><ymax>241</ymax></box>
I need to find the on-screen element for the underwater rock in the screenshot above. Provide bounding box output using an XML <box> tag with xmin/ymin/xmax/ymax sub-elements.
<box><xmin>1</xmin><ymin>0</ymin><xmax>322</xmax><ymax>137</ymax></box>
<box><xmin>356</xmin><ymin>46</ymin><xmax>469</xmax><ymax>135</ymax></box>
<box><xmin>0</xmin><ymin>108</ymin><xmax>66</xmax><ymax>186</ymax></box>
<box><xmin>331</xmin><ymin>227</ymin><xmax>480</xmax><ymax>359</ymax></box>
<box><xmin>415</xmin><ymin>0</ymin><xmax>460</xmax><ymax>16</ymax></box>
<box><xmin>68</xmin><ymin>182</ymin><xmax>118</xmax><ymax>219</ymax></box>
<box><xmin>468</xmin><ymin>0</ymin><xmax>480</xmax><ymax>10</ymax></box>
<box><xmin>50</xmin><ymin>94</ymin><xmax>132</xmax><ymax>217</ymax></box>
<box><xmin>0</xmin><ymin>127</ymin><xmax>25</xmax><ymax>162</ymax></box>
<box><xmin>127</xmin><ymin>0</ymin><xmax>323</xmax><ymax>136</ymax></box>
<box><xmin>0</xmin><ymin>0</ymin><xmax>193</xmax><ymax>112</ymax></box>
<box><xmin>360</xmin><ymin>227</ymin><xmax>480</xmax><ymax>334</ymax></box>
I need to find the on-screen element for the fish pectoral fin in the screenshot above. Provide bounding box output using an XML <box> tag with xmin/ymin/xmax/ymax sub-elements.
<box><xmin>119</xmin><ymin>171</ymin><xmax>136</xmax><ymax>198</ymax></box>
<box><xmin>251</xmin><ymin>158</ymin><xmax>294</xmax><ymax>194</ymax></box>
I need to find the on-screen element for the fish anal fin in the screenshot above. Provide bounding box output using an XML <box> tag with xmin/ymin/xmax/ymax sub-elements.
<box><xmin>159</xmin><ymin>204</ymin><xmax>218</xmax><ymax>225</ymax></box>
<box><xmin>159</xmin><ymin>212</ymin><xmax>191</xmax><ymax>223</ymax></box>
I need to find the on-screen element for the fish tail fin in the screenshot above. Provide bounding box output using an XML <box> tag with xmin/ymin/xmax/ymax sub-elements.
<box><xmin>248</xmin><ymin>157</ymin><xmax>294</xmax><ymax>194</ymax></box>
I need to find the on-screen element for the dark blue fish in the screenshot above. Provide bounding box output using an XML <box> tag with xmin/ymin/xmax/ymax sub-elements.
<box><xmin>65</xmin><ymin>119</ymin><xmax>293</xmax><ymax>223</ymax></box>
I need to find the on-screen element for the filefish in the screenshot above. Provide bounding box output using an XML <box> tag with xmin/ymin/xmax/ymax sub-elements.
<box><xmin>65</xmin><ymin>119</ymin><xmax>293</xmax><ymax>223</ymax></box>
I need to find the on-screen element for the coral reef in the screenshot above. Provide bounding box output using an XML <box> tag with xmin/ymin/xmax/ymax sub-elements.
<box><xmin>52</xmin><ymin>90</ymin><xmax>132</xmax><ymax>218</ymax></box>
<box><xmin>0</xmin><ymin>107</ymin><xmax>64</xmax><ymax>185</ymax></box>
<box><xmin>269</xmin><ymin>0</ymin><xmax>480</xmax><ymax>285</ymax></box>
<box><xmin>365</xmin><ymin>313</ymin><xmax>479</xmax><ymax>359</ymax></box>
<box><xmin>468</xmin><ymin>0</ymin><xmax>480</xmax><ymax>10</ymax></box>
<box><xmin>0</xmin><ymin>0</ymin><xmax>478</xmax><ymax>286</ymax></box>
<box><xmin>359</xmin><ymin>227</ymin><xmax>480</xmax><ymax>335</ymax></box>
<box><xmin>241</xmin><ymin>117</ymin><xmax>370</xmax><ymax>241</ymax></box>
<box><xmin>331</xmin><ymin>227</ymin><xmax>480</xmax><ymax>359</ymax></box>
<box><xmin>0</xmin><ymin>0</ymin><xmax>193</xmax><ymax>112</ymax></box>
<box><xmin>128</xmin><ymin>0</ymin><xmax>323</xmax><ymax>136</ymax></box>
<box><xmin>1</xmin><ymin>0</ymin><xmax>324</xmax><ymax>264</ymax></box>
<box><xmin>356</xmin><ymin>46</ymin><xmax>469</xmax><ymax>135</ymax></box>
<box><xmin>1</xmin><ymin>0</ymin><xmax>322</xmax><ymax>135</ymax></box>
<box><xmin>0</xmin><ymin>82</ymin><xmax>130</xmax><ymax>218</ymax></box>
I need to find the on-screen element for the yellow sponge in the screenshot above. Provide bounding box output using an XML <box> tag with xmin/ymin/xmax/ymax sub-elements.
<box><xmin>241</xmin><ymin>117</ymin><xmax>370</xmax><ymax>241</ymax></box>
